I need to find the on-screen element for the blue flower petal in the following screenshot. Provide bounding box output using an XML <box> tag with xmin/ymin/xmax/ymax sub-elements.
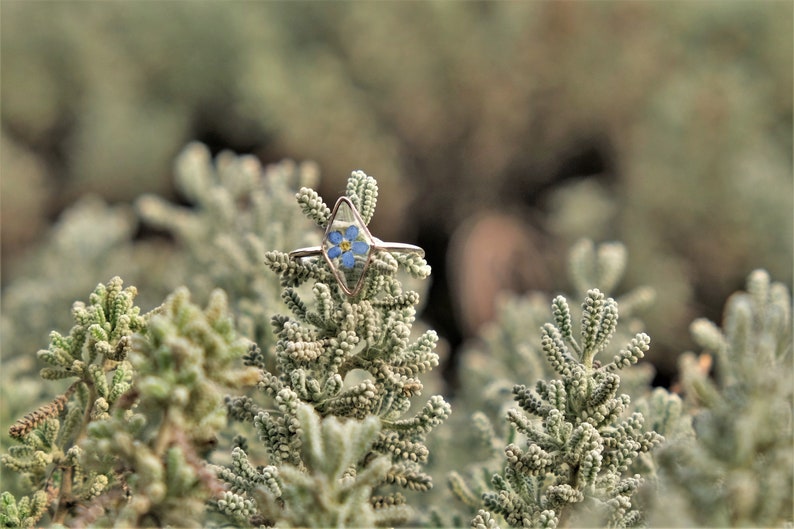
<box><xmin>328</xmin><ymin>231</ymin><xmax>343</xmax><ymax>244</ymax></box>
<box><xmin>341</xmin><ymin>251</ymin><xmax>356</xmax><ymax>268</ymax></box>
<box><xmin>345</xmin><ymin>225</ymin><xmax>359</xmax><ymax>240</ymax></box>
<box><xmin>327</xmin><ymin>245</ymin><xmax>342</xmax><ymax>259</ymax></box>
<box><xmin>352</xmin><ymin>241</ymin><xmax>369</xmax><ymax>255</ymax></box>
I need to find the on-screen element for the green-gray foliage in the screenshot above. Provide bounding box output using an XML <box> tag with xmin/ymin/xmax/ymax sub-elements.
<box><xmin>455</xmin><ymin>240</ymin><xmax>657</xmax><ymax>427</ymax></box>
<box><xmin>0</xmin><ymin>278</ymin><xmax>254</xmax><ymax>527</ymax></box>
<box><xmin>434</xmin><ymin>241</ymin><xmax>657</xmax><ymax>507</ymax></box>
<box><xmin>222</xmin><ymin>403</ymin><xmax>408</xmax><ymax>527</ymax></box>
<box><xmin>1</xmin><ymin>278</ymin><xmax>145</xmax><ymax>526</ymax></box>
<box><xmin>77</xmin><ymin>286</ymin><xmax>254</xmax><ymax>527</ymax></box>
<box><xmin>454</xmin><ymin>290</ymin><xmax>664</xmax><ymax>528</ymax></box>
<box><xmin>657</xmin><ymin>269</ymin><xmax>792</xmax><ymax>527</ymax></box>
<box><xmin>213</xmin><ymin>170</ymin><xmax>450</xmax><ymax>526</ymax></box>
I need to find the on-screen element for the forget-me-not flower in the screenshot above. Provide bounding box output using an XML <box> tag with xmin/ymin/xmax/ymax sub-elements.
<box><xmin>327</xmin><ymin>225</ymin><xmax>369</xmax><ymax>268</ymax></box>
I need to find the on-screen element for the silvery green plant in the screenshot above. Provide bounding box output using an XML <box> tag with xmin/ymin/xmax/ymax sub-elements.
<box><xmin>658</xmin><ymin>269</ymin><xmax>792</xmax><ymax>527</ymax></box>
<box><xmin>77</xmin><ymin>286</ymin><xmax>256</xmax><ymax>527</ymax></box>
<box><xmin>1</xmin><ymin>277</ymin><xmax>144</xmax><ymax>527</ymax></box>
<box><xmin>453</xmin><ymin>288</ymin><xmax>665</xmax><ymax>528</ymax></box>
<box><xmin>0</xmin><ymin>279</ymin><xmax>255</xmax><ymax>527</ymax></box>
<box><xmin>218</xmin><ymin>403</ymin><xmax>406</xmax><ymax>527</ymax></box>
<box><xmin>432</xmin><ymin>240</ymin><xmax>660</xmax><ymax>526</ymax></box>
<box><xmin>214</xmin><ymin>170</ymin><xmax>450</xmax><ymax>526</ymax></box>
<box><xmin>455</xmin><ymin>239</ymin><xmax>657</xmax><ymax>426</ymax></box>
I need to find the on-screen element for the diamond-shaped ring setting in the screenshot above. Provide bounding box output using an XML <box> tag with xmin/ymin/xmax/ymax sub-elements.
<box><xmin>289</xmin><ymin>196</ymin><xmax>424</xmax><ymax>296</ymax></box>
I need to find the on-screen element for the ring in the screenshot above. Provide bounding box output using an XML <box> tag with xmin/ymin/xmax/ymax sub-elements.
<box><xmin>289</xmin><ymin>196</ymin><xmax>424</xmax><ymax>296</ymax></box>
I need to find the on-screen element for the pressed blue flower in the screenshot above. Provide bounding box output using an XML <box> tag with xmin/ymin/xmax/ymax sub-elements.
<box><xmin>327</xmin><ymin>225</ymin><xmax>369</xmax><ymax>268</ymax></box>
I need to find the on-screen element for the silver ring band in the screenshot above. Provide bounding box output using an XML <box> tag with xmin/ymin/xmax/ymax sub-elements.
<box><xmin>289</xmin><ymin>240</ymin><xmax>424</xmax><ymax>260</ymax></box>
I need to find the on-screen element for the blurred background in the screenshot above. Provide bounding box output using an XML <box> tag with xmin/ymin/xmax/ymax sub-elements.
<box><xmin>2</xmin><ymin>1</ymin><xmax>792</xmax><ymax>390</ymax></box>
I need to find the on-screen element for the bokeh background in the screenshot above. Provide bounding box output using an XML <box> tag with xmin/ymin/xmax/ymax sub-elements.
<box><xmin>2</xmin><ymin>1</ymin><xmax>792</xmax><ymax>391</ymax></box>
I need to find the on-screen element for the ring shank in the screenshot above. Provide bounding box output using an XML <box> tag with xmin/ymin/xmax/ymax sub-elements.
<box><xmin>289</xmin><ymin>242</ymin><xmax>424</xmax><ymax>260</ymax></box>
<box><xmin>288</xmin><ymin>246</ymin><xmax>323</xmax><ymax>259</ymax></box>
<box><xmin>374</xmin><ymin>242</ymin><xmax>425</xmax><ymax>257</ymax></box>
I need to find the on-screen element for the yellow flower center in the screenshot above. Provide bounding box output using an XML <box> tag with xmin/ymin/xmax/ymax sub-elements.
<box><xmin>340</xmin><ymin>240</ymin><xmax>352</xmax><ymax>252</ymax></box>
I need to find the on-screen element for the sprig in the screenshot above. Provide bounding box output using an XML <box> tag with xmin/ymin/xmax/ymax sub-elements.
<box><xmin>215</xmin><ymin>170</ymin><xmax>449</xmax><ymax>526</ymax></box>
<box><xmin>464</xmin><ymin>290</ymin><xmax>664</xmax><ymax>528</ymax></box>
